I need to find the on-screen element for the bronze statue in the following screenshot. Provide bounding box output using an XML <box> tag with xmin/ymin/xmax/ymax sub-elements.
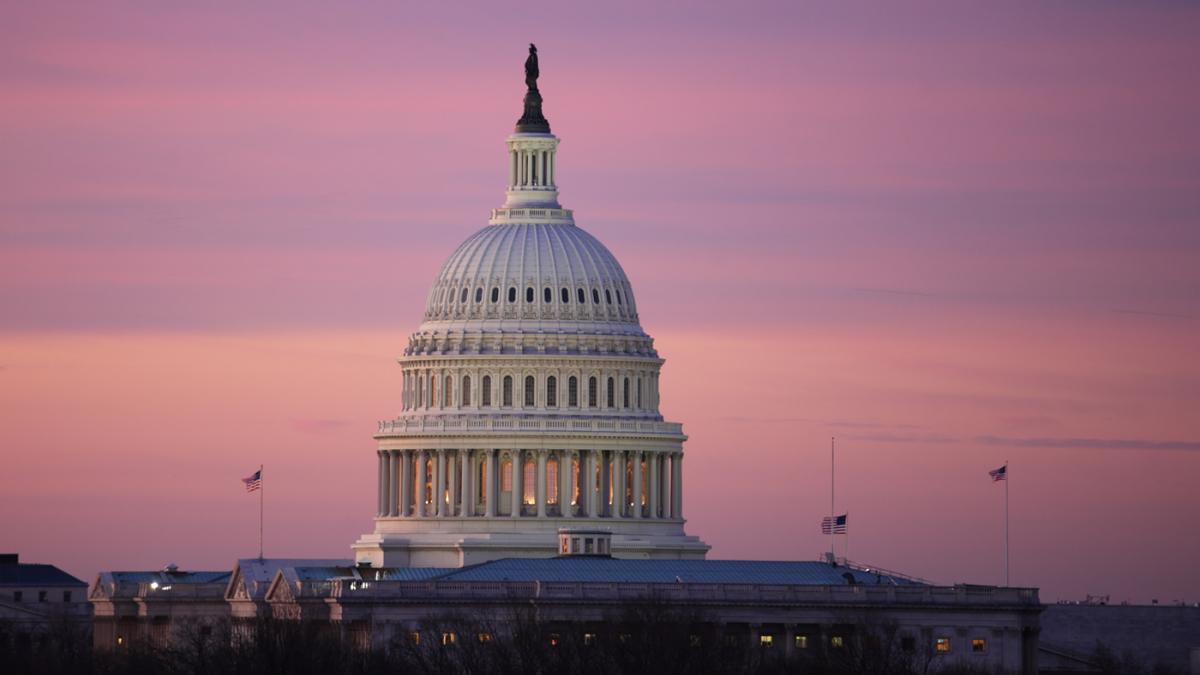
<box><xmin>525</xmin><ymin>43</ymin><xmax>539</xmax><ymax>92</ymax></box>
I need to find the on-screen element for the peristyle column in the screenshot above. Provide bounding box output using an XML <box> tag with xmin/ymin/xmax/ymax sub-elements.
<box><xmin>536</xmin><ymin>449</ymin><xmax>548</xmax><ymax>518</ymax></box>
<box><xmin>631</xmin><ymin>451</ymin><xmax>643</xmax><ymax>519</ymax></box>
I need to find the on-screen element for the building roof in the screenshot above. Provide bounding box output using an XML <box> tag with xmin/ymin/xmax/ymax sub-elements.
<box><xmin>0</xmin><ymin>562</ymin><xmax>86</xmax><ymax>587</ymax></box>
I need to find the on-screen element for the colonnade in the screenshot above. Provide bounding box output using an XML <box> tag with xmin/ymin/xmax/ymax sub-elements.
<box><xmin>509</xmin><ymin>146</ymin><xmax>556</xmax><ymax>189</ymax></box>
<box><xmin>377</xmin><ymin>448</ymin><xmax>683</xmax><ymax>521</ymax></box>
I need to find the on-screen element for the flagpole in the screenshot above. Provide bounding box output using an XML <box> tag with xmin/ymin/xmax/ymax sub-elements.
<box><xmin>1004</xmin><ymin>460</ymin><xmax>1009</xmax><ymax>586</ymax></box>
<box><xmin>830</xmin><ymin>437</ymin><xmax>835</xmax><ymax>562</ymax></box>
<box><xmin>259</xmin><ymin>463</ymin><xmax>264</xmax><ymax>560</ymax></box>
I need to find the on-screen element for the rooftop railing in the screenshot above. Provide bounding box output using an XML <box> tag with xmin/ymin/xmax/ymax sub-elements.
<box><xmin>377</xmin><ymin>416</ymin><xmax>684</xmax><ymax>437</ymax></box>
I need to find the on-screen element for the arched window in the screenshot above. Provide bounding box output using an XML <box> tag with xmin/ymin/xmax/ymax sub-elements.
<box><xmin>481</xmin><ymin>375</ymin><xmax>492</xmax><ymax>407</ymax></box>
<box><xmin>544</xmin><ymin>287</ymin><xmax>552</xmax><ymax>303</ymax></box>
<box><xmin>418</xmin><ymin>376</ymin><xmax>425</xmax><ymax>407</ymax></box>
<box><xmin>431</xmin><ymin>377</ymin><xmax>438</xmax><ymax>408</ymax></box>
<box><xmin>490</xmin><ymin>287</ymin><xmax>499</xmax><ymax>303</ymax></box>
<box><xmin>561</xmin><ymin>287</ymin><xmax>570</xmax><ymax>303</ymax></box>
<box><xmin>588</xmin><ymin>377</ymin><xmax>598</xmax><ymax>408</ymax></box>
<box><xmin>508</xmin><ymin>287</ymin><xmax>517</xmax><ymax>303</ymax></box>
<box><xmin>502</xmin><ymin>375</ymin><xmax>513</xmax><ymax>407</ymax></box>
<box><xmin>501</xmin><ymin>459</ymin><xmax>513</xmax><ymax>492</ymax></box>
<box><xmin>524</xmin><ymin>375</ymin><xmax>535</xmax><ymax>407</ymax></box>
<box><xmin>461</xmin><ymin>287</ymin><xmax>468</xmax><ymax>303</ymax></box>
<box><xmin>592</xmin><ymin>289</ymin><xmax>600</xmax><ymax>304</ymax></box>
<box><xmin>636</xmin><ymin>376</ymin><xmax>642</xmax><ymax>408</ymax></box>
<box><xmin>475</xmin><ymin>288</ymin><xmax>483</xmax><ymax>303</ymax></box>
<box><xmin>623</xmin><ymin>378</ymin><xmax>630</xmax><ymax>408</ymax></box>
<box><xmin>615</xmin><ymin>289</ymin><xmax>622</xmax><ymax>305</ymax></box>
<box><xmin>445</xmin><ymin>375</ymin><xmax>453</xmax><ymax>407</ymax></box>
<box><xmin>605</xmin><ymin>289</ymin><xmax>612</xmax><ymax>304</ymax></box>
<box><xmin>547</xmin><ymin>376</ymin><xmax>558</xmax><ymax>407</ymax></box>
<box><xmin>568</xmin><ymin>376</ymin><xmax>578</xmax><ymax>407</ymax></box>
<box><xmin>462</xmin><ymin>375</ymin><xmax>472</xmax><ymax>406</ymax></box>
<box><xmin>577</xmin><ymin>288</ymin><xmax>586</xmax><ymax>304</ymax></box>
<box><xmin>607</xmin><ymin>377</ymin><xmax>615</xmax><ymax>408</ymax></box>
<box><xmin>526</xmin><ymin>287</ymin><xmax>534</xmax><ymax>303</ymax></box>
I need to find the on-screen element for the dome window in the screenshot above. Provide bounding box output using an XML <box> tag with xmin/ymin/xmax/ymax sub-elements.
<box><xmin>445</xmin><ymin>375</ymin><xmax>453</xmax><ymax>407</ymax></box>
<box><xmin>475</xmin><ymin>288</ymin><xmax>483</xmax><ymax>303</ymax></box>
<box><xmin>508</xmin><ymin>287</ymin><xmax>517</xmax><ymax>303</ymax></box>
<box><xmin>568</xmin><ymin>376</ymin><xmax>578</xmax><ymax>407</ymax></box>
<box><xmin>561</xmin><ymin>288</ymin><xmax>570</xmax><ymax>303</ymax></box>
<box><xmin>606</xmin><ymin>377</ymin><xmax>615</xmax><ymax>408</ymax></box>
<box><xmin>623</xmin><ymin>378</ymin><xmax>630</xmax><ymax>408</ymax></box>
<box><xmin>526</xmin><ymin>287</ymin><xmax>534</xmax><ymax>303</ymax></box>
<box><xmin>491</xmin><ymin>287</ymin><xmax>500</xmax><ymax>303</ymax></box>
<box><xmin>481</xmin><ymin>376</ymin><xmax>492</xmax><ymax>407</ymax></box>
<box><xmin>544</xmin><ymin>287</ymin><xmax>552</xmax><ymax>303</ymax></box>
<box><xmin>460</xmin><ymin>288</ymin><xmax>468</xmax><ymax>303</ymax></box>
<box><xmin>462</xmin><ymin>375</ymin><xmax>471</xmax><ymax>406</ymax></box>
<box><xmin>615</xmin><ymin>290</ymin><xmax>623</xmax><ymax>305</ymax></box>
<box><xmin>605</xmin><ymin>289</ymin><xmax>612</xmax><ymax>304</ymax></box>
<box><xmin>587</xmin><ymin>377</ymin><xmax>598</xmax><ymax>408</ymax></box>
<box><xmin>547</xmin><ymin>376</ymin><xmax>558</xmax><ymax>407</ymax></box>
<box><xmin>502</xmin><ymin>375</ymin><xmax>513</xmax><ymax>407</ymax></box>
<box><xmin>524</xmin><ymin>375</ymin><xmax>535</xmax><ymax>407</ymax></box>
<box><xmin>592</xmin><ymin>289</ymin><xmax>600</xmax><ymax>304</ymax></box>
<box><xmin>636</xmin><ymin>377</ymin><xmax>642</xmax><ymax>408</ymax></box>
<box><xmin>577</xmin><ymin>288</ymin><xmax>586</xmax><ymax>304</ymax></box>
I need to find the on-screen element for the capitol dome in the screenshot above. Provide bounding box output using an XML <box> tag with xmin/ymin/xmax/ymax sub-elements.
<box><xmin>354</xmin><ymin>46</ymin><xmax>708</xmax><ymax>568</ymax></box>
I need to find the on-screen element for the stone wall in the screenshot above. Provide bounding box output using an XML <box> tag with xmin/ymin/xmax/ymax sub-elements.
<box><xmin>1040</xmin><ymin>604</ymin><xmax>1200</xmax><ymax>672</ymax></box>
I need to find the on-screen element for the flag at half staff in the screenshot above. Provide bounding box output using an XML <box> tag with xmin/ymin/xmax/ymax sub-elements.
<box><xmin>989</xmin><ymin>465</ymin><xmax>1007</xmax><ymax>482</ymax></box>
<box><xmin>243</xmin><ymin>469</ymin><xmax>262</xmax><ymax>493</ymax></box>
<box><xmin>821</xmin><ymin>514</ymin><xmax>848</xmax><ymax>534</ymax></box>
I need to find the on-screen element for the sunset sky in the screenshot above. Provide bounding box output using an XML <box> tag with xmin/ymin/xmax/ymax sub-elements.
<box><xmin>2</xmin><ymin>2</ymin><xmax>1198</xmax><ymax>603</ymax></box>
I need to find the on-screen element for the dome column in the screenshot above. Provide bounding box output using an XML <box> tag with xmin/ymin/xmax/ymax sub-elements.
<box><xmin>511</xmin><ymin>449</ymin><xmax>523</xmax><ymax>518</ymax></box>
<box><xmin>460</xmin><ymin>449</ymin><xmax>473</xmax><ymax>517</ymax></box>
<box><xmin>672</xmin><ymin>452</ymin><xmax>684</xmax><ymax>520</ymax></box>
<box><xmin>414</xmin><ymin>450</ymin><xmax>427</xmax><ymax>518</ymax></box>
<box><xmin>648</xmin><ymin>452</ymin><xmax>660</xmax><ymax>519</ymax></box>
<box><xmin>536</xmin><ymin>449</ymin><xmax>548</xmax><ymax>518</ymax></box>
<box><xmin>612</xmin><ymin>450</ymin><xmax>625</xmax><ymax>518</ymax></box>
<box><xmin>399</xmin><ymin>450</ymin><xmax>412</xmax><ymax>517</ymax></box>
<box><xmin>631</xmin><ymin>451</ymin><xmax>643</xmax><ymax>519</ymax></box>
<box><xmin>585</xmin><ymin>450</ymin><xmax>598</xmax><ymax>518</ymax></box>
<box><xmin>485</xmin><ymin>449</ymin><xmax>497</xmax><ymax>517</ymax></box>
<box><xmin>435</xmin><ymin>449</ymin><xmax>447</xmax><ymax>517</ymax></box>
<box><xmin>559</xmin><ymin>451</ymin><xmax>573</xmax><ymax>518</ymax></box>
<box><xmin>448</xmin><ymin>450</ymin><xmax>459</xmax><ymax>516</ymax></box>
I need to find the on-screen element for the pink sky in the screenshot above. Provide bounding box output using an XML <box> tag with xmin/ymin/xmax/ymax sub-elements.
<box><xmin>2</xmin><ymin>2</ymin><xmax>1198</xmax><ymax>603</ymax></box>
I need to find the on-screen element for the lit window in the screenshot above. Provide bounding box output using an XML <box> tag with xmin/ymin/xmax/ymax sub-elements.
<box><xmin>502</xmin><ymin>375</ymin><xmax>513</xmax><ymax>407</ymax></box>
<box><xmin>549</xmin><ymin>633</ymin><xmax>560</xmax><ymax>647</ymax></box>
<box><xmin>588</xmin><ymin>377</ymin><xmax>598</xmax><ymax>408</ymax></box>
<box><xmin>462</xmin><ymin>375</ymin><xmax>471</xmax><ymax>406</ymax></box>
<box><xmin>831</xmin><ymin>636</ymin><xmax>845</xmax><ymax>649</ymax></box>
<box><xmin>583</xmin><ymin>632</ymin><xmax>597</xmax><ymax>646</ymax></box>
<box><xmin>481</xmin><ymin>375</ymin><xmax>492</xmax><ymax>407</ymax></box>
<box><xmin>795</xmin><ymin>635</ymin><xmax>808</xmax><ymax>649</ymax></box>
<box><xmin>577</xmin><ymin>288</ymin><xmax>586</xmax><ymax>304</ymax></box>
<box><xmin>568</xmin><ymin>376</ymin><xmax>578</xmax><ymax>407</ymax></box>
<box><xmin>491</xmin><ymin>287</ymin><xmax>499</xmax><ymax>303</ymax></box>
<box><xmin>116</xmin><ymin>635</ymin><xmax>124</xmax><ymax>646</ymax></box>
<box><xmin>524</xmin><ymin>375</ymin><xmax>535</xmax><ymax>407</ymax></box>
<box><xmin>478</xmin><ymin>632</ymin><xmax>492</xmax><ymax>644</ymax></box>
<box><xmin>501</xmin><ymin>459</ymin><xmax>513</xmax><ymax>491</ymax></box>
<box><xmin>972</xmin><ymin>638</ymin><xmax>987</xmax><ymax>653</ymax></box>
<box><xmin>441</xmin><ymin>632</ymin><xmax>457</xmax><ymax>646</ymax></box>
<box><xmin>544</xmin><ymin>287</ymin><xmax>551</xmax><ymax>303</ymax></box>
<box><xmin>592</xmin><ymin>288</ymin><xmax>600</xmax><ymax>304</ymax></box>
<box><xmin>410</xmin><ymin>632</ymin><xmax>421</xmax><ymax>645</ymax></box>
<box><xmin>606</xmin><ymin>377</ymin><xmax>615</xmax><ymax>408</ymax></box>
<box><xmin>561</xmin><ymin>287</ymin><xmax>570</xmax><ymax>303</ymax></box>
<box><xmin>760</xmin><ymin>635</ymin><xmax>774</xmax><ymax>648</ymax></box>
<box><xmin>561</xmin><ymin>538</ymin><xmax>569</xmax><ymax>554</ymax></box>
<box><xmin>547</xmin><ymin>376</ymin><xmax>557</xmax><ymax>407</ymax></box>
<box><xmin>475</xmin><ymin>288</ymin><xmax>483</xmax><ymax>303</ymax></box>
<box><xmin>508</xmin><ymin>287</ymin><xmax>516</xmax><ymax>303</ymax></box>
<box><xmin>526</xmin><ymin>287</ymin><xmax>534</xmax><ymax>303</ymax></box>
<box><xmin>936</xmin><ymin>637</ymin><xmax>951</xmax><ymax>653</ymax></box>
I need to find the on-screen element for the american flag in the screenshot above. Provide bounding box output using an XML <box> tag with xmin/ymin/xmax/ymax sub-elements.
<box><xmin>242</xmin><ymin>469</ymin><xmax>262</xmax><ymax>493</ymax></box>
<box><xmin>821</xmin><ymin>514</ymin><xmax>848</xmax><ymax>534</ymax></box>
<box><xmin>989</xmin><ymin>465</ymin><xmax>1007</xmax><ymax>482</ymax></box>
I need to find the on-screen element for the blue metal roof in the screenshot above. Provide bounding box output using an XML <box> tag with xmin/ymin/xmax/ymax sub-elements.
<box><xmin>433</xmin><ymin>558</ymin><xmax>919</xmax><ymax>586</ymax></box>
<box><xmin>0</xmin><ymin>562</ymin><xmax>86</xmax><ymax>587</ymax></box>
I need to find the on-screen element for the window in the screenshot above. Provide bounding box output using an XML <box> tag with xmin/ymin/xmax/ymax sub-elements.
<box><xmin>478</xmin><ymin>633</ymin><xmax>493</xmax><ymax>644</ymax></box>
<box><xmin>901</xmin><ymin>636</ymin><xmax>915</xmax><ymax>652</ymax></box>
<box><xmin>760</xmin><ymin>635</ymin><xmax>774</xmax><ymax>648</ymax></box>
<box><xmin>577</xmin><ymin>288</ymin><xmax>586</xmax><ymax>304</ymax></box>
<box><xmin>544</xmin><ymin>287</ymin><xmax>552</xmax><ymax>303</ymax></box>
<box><xmin>444</xmin><ymin>375</ymin><xmax>452</xmax><ymax>406</ymax></box>
<box><xmin>524</xmin><ymin>375</ymin><xmax>535</xmax><ymax>407</ymax></box>
<box><xmin>461</xmin><ymin>288</ymin><xmax>467</xmax><ymax>303</ymax></box>
<box><xmin>449</xmin><ymin>288</ymin><xmax>456</xmax><ymax>303</ymax></box>
<box><xmin>547</xmin><ymin>376</ymin><xmax>558</xmax><ymax>407</ymax></box>
<box><xmin>795</xmin><ymin>635</ymin><xmax>808</xmax><ymax>649</ymax></box>
<box><xmin>592</xmin><ymin>288</ymin><xmax>600</xmax><ymax>304</ymax></box>
<box><xmin>549</xmin><ymin>633</ymin><xmax>560</xmax><ymax>647</ymax></box>
<box><xmin>475</xmin><ymin>287</ymin><xmax>483</xmax><ymax>303</ymax></box>
<box><xmin>637</xmin><ymin>377</ymin><xmax>642</xmax><ymax>408</ymax></box>
<box><xmin>63</xmin><ymin>591</ymin><xmax>71</xmax><ymax>602</ymax></box>
<box><xmin>605</xmin><ymin>289</ymin><xmax>612</xmax><ymax>304</ymax></box>
<box><xmin>409</xmin><ymin>632</ymin><xmax>421</xmax><ymax>645</ymax></box>
<box><xmin>12</xmin><ymin>591</ymin><xmax>21</xmax><ymax>602</ymax></box>
<box><xmin>588</xmin><ymin>377</ymin><xmax>598</xmax><ymax>408</ymax></box>
<box><xmin>568</xmin><ymin>376</ymin><xmax>578</xmax><ymax>407</ymax></box>
<box><xmin>481</xmin><ymin>375</ymin><xmax>492</xmax><ymax>407</ymax></box>
<box><xmin>606</xmin><ymin>377</ymin><xmax>615</xmax><ymax>408</ymax></box>
<box><xmin>935</xmin><ymin>637</ymin><xmax>951</xmax><ymax>654</ymax></box>
<box><xmin>462</xmin><ymin>375</ymin><xmax>471</xmax><ymax>406</ymax></box>
<box><xmin>583</xmin><ymin>632</ymin><xmax>597</xmax><ymax>646</ymax></box>
<box><xmin>585</xmin><ymin>538</ymin><xmax>594</xmax><ymax>553</ymax></box>
<box><xmin>502</xmin><ymin>375</ymin><xmax>513</xmax><ymax>407</ymax></box>
<box><xmin>526</xmin><ymin>287</ymin><xmax>534</xmax><ymax>303</ymax></box>
<box><xmin>418</xmin><ymin>376</ymin><xmax>424</xmax><ymax>407</ymax></box>
<box><xmin>508</xmin><ymin>287</ymin><xmax>516</xmax><ymax>303</ymax></box>
<box><xmin>39</xmin><ymin>591</ymin><xmax>47</xmax><ymax>602</ymax></box>
<box><xmin>561</xmin><ymin>287</ymin><xmax>570</xmax><ymax>303</ymax></box>
<box><xmin>431</xmin><ymin>376</ymin><xmax>438</xmax><ymax>408</ymax></box>
<box><xmin>616</xmin><ymin>289</ymin><xmax>623</xmax><ymax>305</ymax></box>
<box><xmin>116</xmin><ymin>635</ymin><xmax>124</xmax><ymax>646</ymax></box>
<box><xmin>623</xmin><ymin>378</ymin><xmax>630</xmax><ymax>408</ymax></box>
<box><xmin>689</xmin><ymin>634</ymin><xmax>702</xmax><ymax>648</ymax></box>
<box><xmin>831</xmin><ymin>636</ymin><xmax>845</xmax><ymax>649</ymax></box>
<box><xmin>501</xmin><ymin>460</ymin><xmax>513</xmax><ymax>491</ymax></box>
<box><xmin>490</xmin><ymin>287</ymin><xmax>499</xmax><ymax>303</ymax></box>
<box><xmin>972</xmin><ymin>638</ymin><xmax>987</xmax><ymax>653</ymax></box>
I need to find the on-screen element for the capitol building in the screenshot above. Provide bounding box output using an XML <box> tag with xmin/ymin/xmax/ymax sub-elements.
<box><xmin>86</xmin><ymin>48</ymin><xmax>1046</xmax><ymax>674</ymax></box>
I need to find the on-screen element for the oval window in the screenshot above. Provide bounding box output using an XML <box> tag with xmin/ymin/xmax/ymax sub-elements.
<box><xmin>615</xmin><ymin>289</ymin><xmax>622</xmax><ymax>305</ymax></box>
<box><xmin>491</xmin><ymin>287</ymin><xmax>499</xmax><ymax>303</ymax></box>
<box><xmin>561</xmin><ymin>288</ymin><xmax>570</xmax><ymax>303</ymax></box>
<box><xmin>526</xmin><ymin>287</ymin><xmax>534</xmax><ymax>303</ymax></box>
<box><xmin>592</xmin><ymin>289</ymin><xmax>600</xmax><ymax>304</ymax></box>
<box><xmin>605</xmin><ymin>289</ymin><xmax>612</xmax><ymax>304</ymax></box>
<box><xmin>544</xmin><ymin>287</ymin><xmax>552</xmax><ymax>303</ymax></box>
<box><xmin>577</xmin><ymin>288</ymin><xmax>585</xmax><ymax>304</ymax></box>
<box><xmin>508</xmin><ymin>287</ymin><xmax>516</xmax><ymax>303</ymax></box>
<box><xmin>475</xmin><ymin>288</ymin><xmax>483</xmax><ymax>303</ymax></box>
